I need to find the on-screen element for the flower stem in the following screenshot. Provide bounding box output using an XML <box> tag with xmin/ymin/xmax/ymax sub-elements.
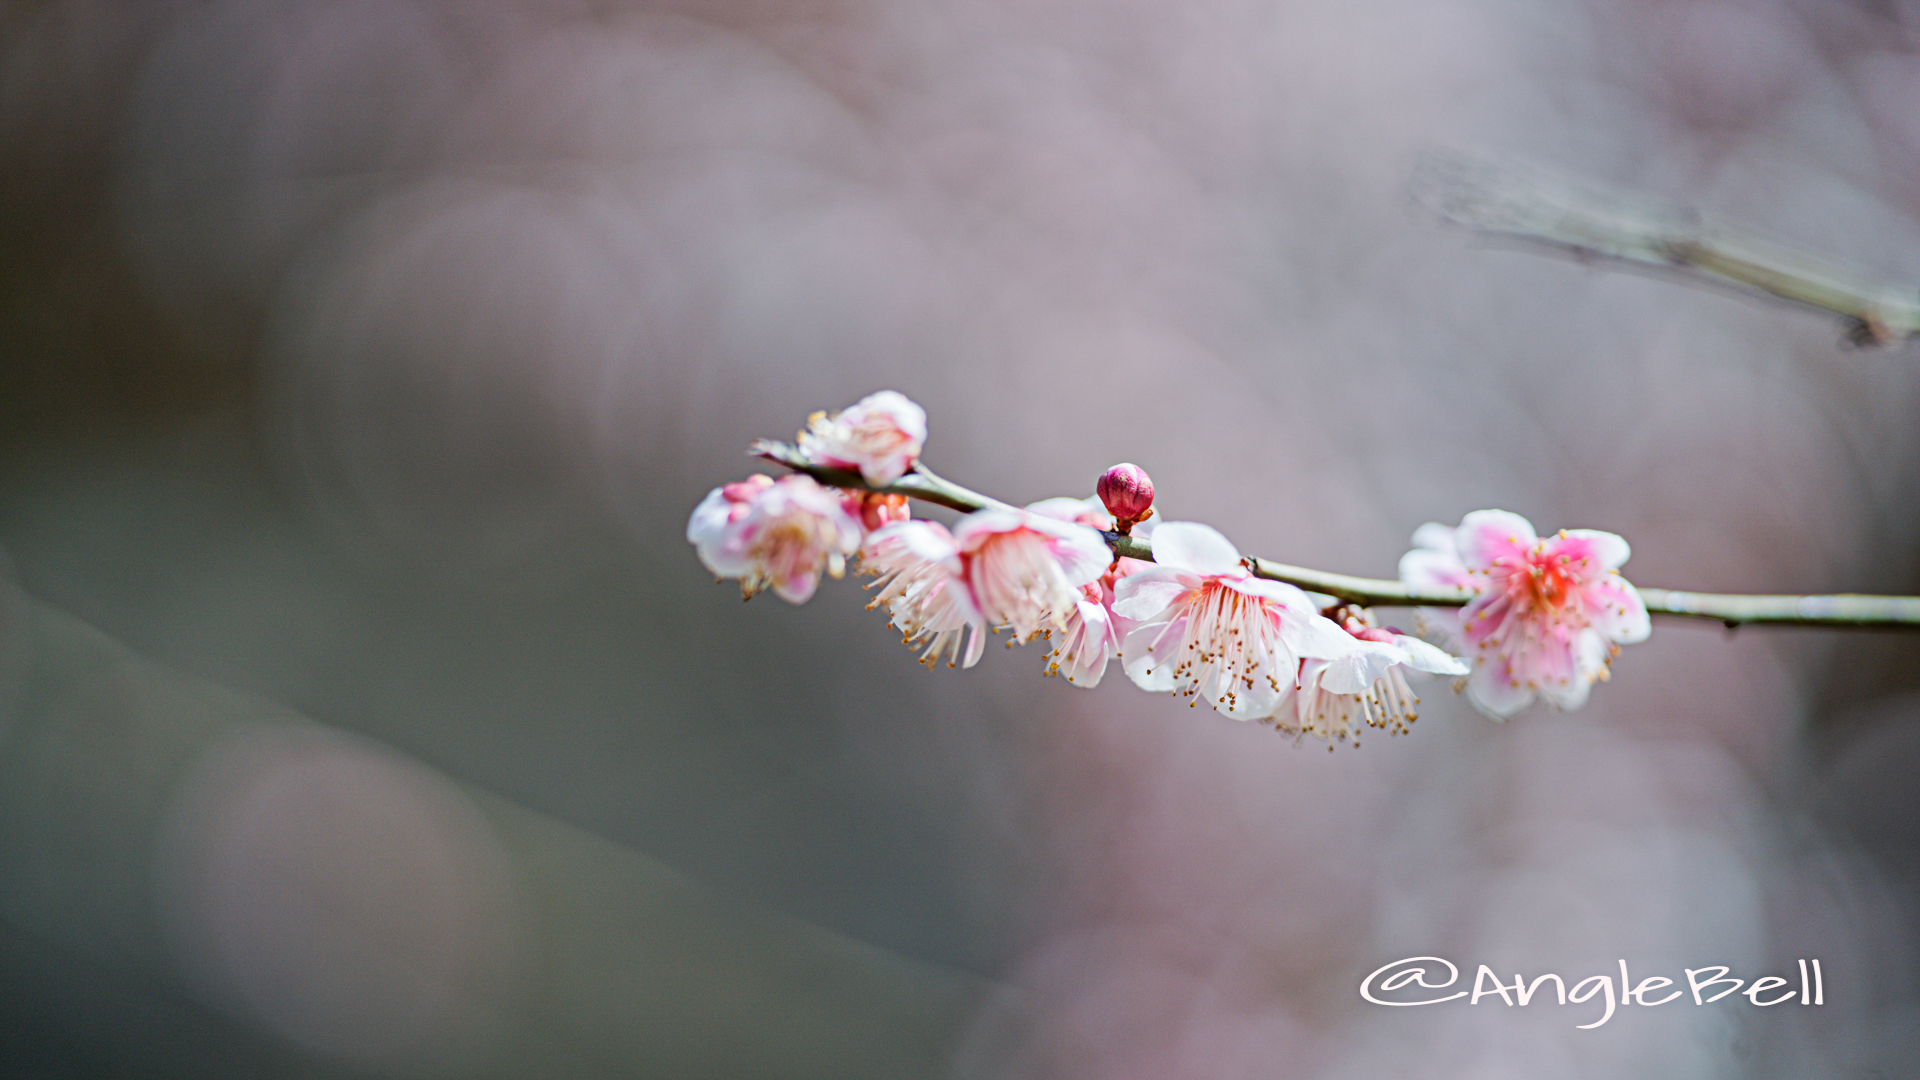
<box><xmin>751</xmin><ymin>441</ymin><xmax>1920</xmax><ymax>630</ymax></box>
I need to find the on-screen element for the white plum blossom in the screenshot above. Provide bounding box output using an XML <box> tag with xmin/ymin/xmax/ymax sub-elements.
<box><xmin>1113</xmin><ymin>522</ymin><xmax>1355</xmax><ymax>719</ymax></box>
<box><xmin>798</xmin><ymin>390</ymin><xmax>928</xmax><ymax>486</ymax></box>
<box><xmin>1400</xmin><ymin>510</ymin><xmax>1651</xmax><ymax>719</ymax></box>
<box><xmin>688</xmin><ymin>474</ymin><xmax>862</xmax><ymax>604</ymax></box>
<box><xmin>952</xmin><ymin>508</ymin><xmax>1112</xmax><ymax>643</ymax></box>
<box><xmin>1396</xmin><ymin>520</ymin><xmax>1477</xmax><ymax>643</ymax></box>
<box><xmin>1025</xmin><ymin>497</ymin><xmax>1154</xmax><ymax>687</ymax></box>
<box><xmin>862</xmin><ymin>520</ymin><xmax>985</xmax><ymax>668</ymax></box>
<box><xmin>1281</xmin><ymin>610</ymin><xmax>1469</xmax><ymax>747</ymax></box>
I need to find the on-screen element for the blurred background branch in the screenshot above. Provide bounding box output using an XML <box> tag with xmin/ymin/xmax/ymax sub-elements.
<box><xmin>1413</xmin><ymin>150</ymin><xmax>1920</xmax><ymax>347</ymax></box>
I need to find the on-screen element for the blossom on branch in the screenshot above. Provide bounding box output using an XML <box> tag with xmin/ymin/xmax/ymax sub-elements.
<box><xmin>1026</xmin><ymin>496</ymin><xmax>1152</xmax><ymax>687</ymax></box>
<box><xmin>1400</xmin><ymin>510</ymin><xmax>1650</xmax><ymax>719</ymax></box>
<box><xmin>952</xmin><ymin>509</ymin><xmax>1112</xmax><ymax>643</ymax></box>
<box><xmin>797</xmin><ymin>390</ymin><xmax>928</xmax><ymax>486</ymax></box>
<box><xmin>687</xmin><ymin>474</ymin><xmax>862</xmax><ymax>604</ymax></box>
<box><xmin>1113</xmin><ymin>522</ymin><xmax>1354</xmax><ymax>719</ymax></box>
<box><xmin>862</xmin><ymin>520</ymin><xmax>985</xmax><ymax>668</ymax></box>
<box><xmin>1281</xmin><ymin>610</ymin><xmax>1469</xmax><ymax>747</ymax></box>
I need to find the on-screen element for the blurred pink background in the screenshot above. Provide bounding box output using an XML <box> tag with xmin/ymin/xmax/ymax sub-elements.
<box><xmin>4</xmin><ymin>0</ymin><xmax>1920</xmax><ymax>1075</ymax></box>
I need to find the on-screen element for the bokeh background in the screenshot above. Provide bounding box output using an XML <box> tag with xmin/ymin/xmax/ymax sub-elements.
<box><xmin>6</xmin><ymin>0</ymin><xmax>1920</xmax><ymax>1076</ymax></box>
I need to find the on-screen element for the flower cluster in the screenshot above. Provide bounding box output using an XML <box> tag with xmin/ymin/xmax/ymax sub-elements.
<box><xmin>1399</xmin><ymin>509</ymin><xmax>1651</xmax><ymax>720</ymax></box>
<box><xmin>689</xmin><ymin>391</ymin><xmax>1652</xmax><ymax>742</ymax></box>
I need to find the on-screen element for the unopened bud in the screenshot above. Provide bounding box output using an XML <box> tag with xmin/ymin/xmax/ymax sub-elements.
<box><xmin>1097</xmin><ymin>463</ymin><xmax>1155</xmax><ymax>530</ymax></box>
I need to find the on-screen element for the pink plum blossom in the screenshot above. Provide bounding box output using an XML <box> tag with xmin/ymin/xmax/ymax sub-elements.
<box><xmin>687</xmin><ymin>473</ymin><xmax>862</xmax><ymax>604</ymax></box>
<box><xmin>797</xmin><ymin>390</ymin><xmax>928</xmax><ymax>486</ymax></box>
<box><xmin>841</xmin><ymin>489</ymin><xmax>911</xmax><ymax>532</ymax></box>
<box><xmin>1400</xmin><ymin>510</ymin><xmax>1651</xmax><ymax>719</ymax></box>
<box><xmin>1281</xmin><ymin>610</ymin><xmax>1469</xmax><ymax>747</ymax></box>
<box><xmin>1113</xmin><ymin>522</ymin><xmax>1354</xmax><ymax>719</ymax></box>
<box><xmin>862</xmin><ymin>520</ymin><xmax>986</xmax><ymax>669</ymax></box>
<box><xmin>952</xmin><ymin>509</ymin><xmax>1112</xmax><ymax>644</ymax></box>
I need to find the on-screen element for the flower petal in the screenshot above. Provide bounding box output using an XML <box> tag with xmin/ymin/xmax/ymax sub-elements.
<box><xmin>1409</xmin><ymin>521</ymin><xmax>1457</xmax><ymax>553</ymax></box>
<box><xmin>1146</xmin><ymin>521</ymin><xmax>1244</xmax><ymax>578</ymax></box>
<box><xmin>1465</xmin><ymin>659</ymin><xmax>1533</xmax><ymax>720</ymax></box>
<box><xmin>1585</xmin><ymin>577</ymin><xmax>1651</xmax><ymax>644</ymax></box>
<box><xmin>1391</xmin><ymin>634</ymin><xmax>1471</xmax><ymax>676</ymax></box>
<box><xmin>1553</xmin><ymin>528</ymin><xmax>1631</xmax><ymax>571</ymax></box>
<box><xmin>1398</xmin><ymin>547</ymin><xmax>1473</xmax><ymax>590</ymax></box>
<box><xmin>1283</xmin><ymin>609</ymin><xmax>1365</xmax><ymax>661</ymax></box>
<box><xmin>1111</xmin><ymin>568</ymin><xmax>1194</xmax><ymax>621</ymax></box>
<box><xmin>1454</xmin><ymin>509</ymin><xmax>1539</xmax><ymax>571</ymax></box>
<box><xmin>1316</xmin><ymin>639</ymin><xmax>1407</xmax><ymax>695</ymax></box>
<box><xmin>1121</xmin><ymin>620</ymin><xmax>1185</xmax><ymax>692</ymax></box>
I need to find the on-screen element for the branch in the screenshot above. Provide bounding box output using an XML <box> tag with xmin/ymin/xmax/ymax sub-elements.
<box><xmin>752</xmin><ymin>441</ymin><xmax>1920</xmax><ymax>630</ymax></box>
<box><xmin>1411</xmin><ymin>150</ymin><xmax>1920</xmax><ymax>346</ymax></box>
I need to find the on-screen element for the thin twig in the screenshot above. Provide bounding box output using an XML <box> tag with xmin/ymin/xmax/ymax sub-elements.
<box><xmin>750</xmin><ymin>442</ymin><xmax>1920</xmax><ymax>630</ymax></box>
<box><xmin>1411</xmin><ymin>150</ymin><xmax>1920</xmax><ymax>346</ymax></box>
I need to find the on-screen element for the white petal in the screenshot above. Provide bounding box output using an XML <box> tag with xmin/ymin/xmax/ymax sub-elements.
<box><xmin>1409</xmin><ymin>521</ymin><xmax>1457</xmax><ymax>553</ymax></box>
<box><xmin>1398</xmin><ymin>547</ymin><xmax>1472</xmax><ymax>589</ymax></box>
<box><xmin>1224</xmin><ymin>575</ymin><xmax>1318</xmax><ymax>613</ymax></box>
<box><xmin>962</xmin><ymin>623</ymin><xmax>987</xmax><ymax>668</ymax></box>
<box><xmin>1217</xmin><ymin>657</ymin><xmax>1291</xmax><ymax>719</ymax></box>
<box><xmin>1121</xmin><ymin>621</ymin><xmax>1183</xmax><ymax>692</ymax></box>
<box><xmin>687</xmin><ymin>487</ymin><xmax>733</xmax><ymax>545</ymax></box>
<box><xmin>1283</xmin><ymin>610</ymin><xmax>1363</xmax><ymax>660</ymax></box>
<box><xmin>1465</xmin><ymin>661</ymin><xmax>1533</xmax><ymax>720</ymax></box>
<box><xmin>950</xmin><ymin>508</ymin><xmax>1028</xmax><ymax>548</ymax></box>
<box><xmin>1039</xmin><ymin>518</ymin><xmax>1116</xmax><ymax>587</ymax></box>
<box><xmin>1316</xmin><ymin>639</ymin><xmax>1404</xmax><ymax>695</ymax></box>
<box><xmin>1111</xmin><ymin>569</ymin><xmax>1193</xmax><ymax>621</ymax></box>
<box><xmin>1026</xmin><ymin>496</ymin><xmax>1101</xmax><ymax>523</ymax></box>
<box><xmin>1390</xmin><ymin>634</ymin><xmax>1471</xmax><ymax>676</ymax></box>
<box><xmin>1147</xmin><ymin>521</ymin><xmax>1244</xmax><ymax>577</ymax></box>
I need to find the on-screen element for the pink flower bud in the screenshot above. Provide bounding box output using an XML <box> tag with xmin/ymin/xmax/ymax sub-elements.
<box><xmin>1096</xmin><ymin>463</ymin><xmax>1154</xmax><ymax>526</ymax></box>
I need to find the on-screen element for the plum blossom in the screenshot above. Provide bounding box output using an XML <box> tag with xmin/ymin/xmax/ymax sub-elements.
<box><xmin>842</xmin><ymin>490</ymin><xmax>911</xmax><ymax>532</ymax></box>
<box><xmin>1113</xmin><ymin>522</ymin><xmax>1355</xmax><ymax>719</ymax></box>
<box><xmin>862</xmin><ymin>520</ymin><xmax>985</xmax><ymax>668</ymax></box>
<box><xmin>1400</xmin><ymin>510</ymin><xmax>1651</xmax><ymax>719</ymax></box>
<box><xmin>952</xmin><ymin>509</ymin><xmax>1112</xmax><ymax>643</ymax></box>
<box><xmin>1280</xmin><ymin>609</ymin><xmax>1469</xmax><ymax>748</ymax></box>
<box><xmin>1396</xmin><ymin>521</ymin><xmax>1477</xmax><ymax>644</ymax></box>
<box><xmin>687</xmin><ymin>474</ymin><xmax>862</xmax><ymax>604</ymax></box>
<box><xmin>1025</xmin><ymin>497</ymin><xmax>1154</xmax><ymax>687</ymax></box>
<box><xmin>797</xmin><ymin>390</ymin><xmax>928</xmax><ymax>486</ymax></box>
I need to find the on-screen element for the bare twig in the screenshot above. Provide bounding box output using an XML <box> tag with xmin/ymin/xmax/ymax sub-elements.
<box><xmin>749</xmin><ymin>442</ymin><xmax>1920</xmax><ymax>630</ymax></box>
<box><xmin>1411</xmin><ymin>150</ymin><xmax>1920</xmax><ymax>346</ymax></box>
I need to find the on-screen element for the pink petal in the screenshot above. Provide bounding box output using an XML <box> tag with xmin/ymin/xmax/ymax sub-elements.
<box><xmin>1584</xmin><ymin>577</ymin><xmax>1651</xmax><ymax>644</ymax></box>
<box><xmin>1541</xmin><ymin>528</ymin><xmax>1631</xmax><ymax>571</ymax></box>
<box><xmin>1454</xmin><ymin>509</ymin><xmax>1539</xmax><ymax>571</ymax></box>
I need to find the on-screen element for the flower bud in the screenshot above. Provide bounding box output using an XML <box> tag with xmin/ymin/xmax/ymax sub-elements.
<box><xmin>1096</xmin><ymin>463</ymin><xmax>1154</xmax><ymax>527</ymax></box>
